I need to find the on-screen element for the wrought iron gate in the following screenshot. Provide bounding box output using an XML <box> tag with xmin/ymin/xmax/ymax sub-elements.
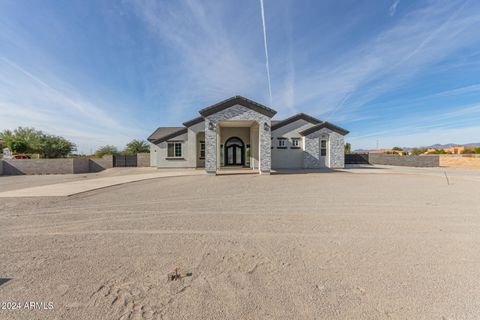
<box><xmin>113</xmin><ymin>155</ymin><xmax>137</xmax><ymax>167</ymax></box>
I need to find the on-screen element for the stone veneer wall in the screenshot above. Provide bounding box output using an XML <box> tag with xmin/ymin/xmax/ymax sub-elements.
<box><xmin>204</xmin><ymin>104</ymin><xmax>272</xmax><ymax>174</ymax></box>
<box><xmin>304</xmin><ymin>134</ymin><xmax>321</xmax><ymax>168</ymax></box>
<box><xmin>369</xmin><ymin>154</ymin><xmax>439</xmax><ymax>167</ymax></box>
<box><xmin>304</xmin><ymin>128</ymin><xmax>345</xmax><ymax>168</ymax></box>
<box><xmin>329</xmin><ymin>132</ymin><xmax>345</xmax><ymax>168</ymax></box>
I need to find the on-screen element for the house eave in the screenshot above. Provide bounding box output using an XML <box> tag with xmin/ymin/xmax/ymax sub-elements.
<box><xmin>150</xmin><ymin>128</ymin><xmax>188</xmax><ymax>144</ymax></box>
<box><xmin>271</xmin><ymin>113</ymin><xmax>322</xmax><ymax>131</ymax></box>
<box><xmin>182</xmin><ymin>116</ymin><xmax>204</xmax><ymax>127</ymax></box>
<box><xmin>299</xmin><ymin>122</ymin><xmax>349</xmax><ymax>136</ymax></box>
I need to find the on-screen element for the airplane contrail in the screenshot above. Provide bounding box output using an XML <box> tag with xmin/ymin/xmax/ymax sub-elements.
<box><xmin>259</xmin><ymin>0</ymin><xmax>272</xmax><ymax>103</ymax></box>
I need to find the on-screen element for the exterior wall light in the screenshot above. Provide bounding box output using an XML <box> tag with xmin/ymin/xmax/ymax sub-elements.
<box><xmin>264</xmin><ymin>122</ymin><xmax>270</xmax><ymax>131</ymax></box>
<box><xmin>208</xmin><ymin>122</ymin><xmax>216</xmax><ymax>131</ymax></box>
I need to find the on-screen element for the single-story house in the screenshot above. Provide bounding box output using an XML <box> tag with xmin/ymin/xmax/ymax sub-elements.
<box><xmin>148</xmin><ymin>96</ymin><xmax>349</xmax><ymax>175</ymax></box>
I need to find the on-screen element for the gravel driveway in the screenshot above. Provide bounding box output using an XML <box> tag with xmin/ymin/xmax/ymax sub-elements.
<box><xmin>0</xmin><ymin>169</ymin><xmax>479</xmax><ymax>319</ymax></box>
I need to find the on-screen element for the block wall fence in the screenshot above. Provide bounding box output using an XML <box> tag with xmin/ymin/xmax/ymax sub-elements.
<box><xmin>0</xmin><ymin>153</ymin><xmax>149</xmax><ymax>175</ymax></box>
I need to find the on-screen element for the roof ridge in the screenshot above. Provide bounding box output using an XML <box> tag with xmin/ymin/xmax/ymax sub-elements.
<box><xmin>198</xmin><ymin>95</ymin><xmax>277</xmax><ymax>117</ymax></box>
<box><xmin>271</xmin><ymin>113</ymin><xmax>322</xmax><ymax>130</ymax></box>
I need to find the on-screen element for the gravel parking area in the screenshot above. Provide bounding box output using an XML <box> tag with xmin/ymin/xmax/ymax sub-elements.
<box><xmin>0</xmin><ymin>169</ymin><xmax>479</xmax><ymax>319</ymax></box>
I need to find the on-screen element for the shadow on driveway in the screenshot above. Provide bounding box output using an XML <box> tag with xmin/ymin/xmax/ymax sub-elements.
<box><xmin>0</xmin><ymin>278</ymin><xmax>12</xmax><ymax>287</ymax></box>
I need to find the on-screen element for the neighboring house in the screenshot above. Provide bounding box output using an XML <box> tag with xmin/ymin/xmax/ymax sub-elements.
<box><xmin>148</xmin><ymin>96</ymin><xmax>349</xmax><ymax>175</ymax></box>
<box><xmin>425</xmin><ymin>146</ymin><xmax>467</xmax><ymax>154</ymax></box>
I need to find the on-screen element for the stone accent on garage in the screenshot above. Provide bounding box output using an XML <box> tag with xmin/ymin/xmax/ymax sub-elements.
<box><xmin>329</xmin><ymin>131</ymin><xmax>345</xmax><ymax>168</ymax></box>
<box><xmin>204</xmin><ymin>104</ymin><xmax>272</xmax><ymax>174</ymax></box>
<box><xmin>303</xmin><ymin>128</ymin><xmax>345</xmax><ymax>169</ymax></box>
<box><xmin>304</xmin><ymin>133</ymin><xmax>321</xmax><ymax>168</ymax></box>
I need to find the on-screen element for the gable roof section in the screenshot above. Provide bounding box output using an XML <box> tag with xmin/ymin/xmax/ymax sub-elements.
<box><xmin>271</xmin><ymin>113</ymin><xmax>322</xmax><ymax>131</ymax></box>
<box><xmin>299</xmin><ymin>121</ymin><xmax>349</xmax><ymax>136</ymax></box>
<box><xmin>148</xmin><ymin>127</ymin><xmax>187</xmax><ymax>143</ymax></box>
<box><xmin>198</xmin><ymin>95</ymin><xmax>277</xmax><ymax>118</ymax></box>
<box><xmin>182</xmin><ymin>116</ymin><xmax>204</xmax><ymax>127</ymax></box>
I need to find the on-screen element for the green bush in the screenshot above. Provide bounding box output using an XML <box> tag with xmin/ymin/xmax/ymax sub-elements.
<box><xmin>344</xmin><ymin>143</ymin><xmax>351</xmax><ymax>154</ymax></box>
<box><xmin>94</xmin><ymin>145</ymin><xmax>119</xmax><ymax>157</ymax></box>
<box><xmin>0</xmin><ymin>127</ymin><xmax>76</xmax><ymax>158</ymax></box>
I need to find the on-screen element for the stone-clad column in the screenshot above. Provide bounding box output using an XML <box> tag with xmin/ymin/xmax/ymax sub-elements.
<box><xmin>259</xmin><ymin>120</ymin><xmax>271</xmax><ymax>174</ymax></box>
<box><xmin>205</xmin><ymin>119</ymin><xmax>217</xmax><ymax>175</ymax></box>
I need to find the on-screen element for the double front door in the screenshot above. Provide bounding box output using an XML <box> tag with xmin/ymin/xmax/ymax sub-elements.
<box><xmin>224</xmin><ymin>137</ymin><xmax>244</xmax><ymax>166</ymax></box>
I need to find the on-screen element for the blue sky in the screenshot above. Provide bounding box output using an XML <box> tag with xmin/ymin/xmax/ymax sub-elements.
<box><xmin>1</xmin><ymin>0</ymin><xmax>480</xmax><ymax>153</ymax></box>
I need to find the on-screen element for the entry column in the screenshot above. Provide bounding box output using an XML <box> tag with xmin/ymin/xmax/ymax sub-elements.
<box><xmin>258</xmin><ymin>120</ymin><xmax>272</xmax><ymax>174</ymax></box>
<box><xmin>205</xmin><ymin>119</ymin><xmax>217</xmax><ymax>175</ymax></box>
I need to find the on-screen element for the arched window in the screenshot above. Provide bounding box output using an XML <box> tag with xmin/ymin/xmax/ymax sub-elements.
<box><xmin>225</xmin><ymin>138</ymin><xmax>243</xmax><ymax>147</ymax></box>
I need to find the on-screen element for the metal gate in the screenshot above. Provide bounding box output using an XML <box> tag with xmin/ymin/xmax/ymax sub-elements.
<box><xmin>345</xmin><ymin>153</ymin><xmax>369</xmax><ymax>165</ymax></box>
<box><xmin>113</xmin><ymin>155</ymin><xmax>137</xmax><ymax>167</ymax></box>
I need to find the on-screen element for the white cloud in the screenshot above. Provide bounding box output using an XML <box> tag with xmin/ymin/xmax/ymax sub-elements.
<box><xmin>389</xmin><ymin>0</ymin><xmax>401</xmax><ymax>16</ymax></box>
<box><xmin>1</xmin><ymin>0</ymin><xmax>479</xmax><ymax>153</ymax></box>
<box><xmin>0</xmin><ymin>57</ymin><xmax>142</xmax><ymax>153</ymax></box>
<box><xmin>128</xmin><ymin>0</ymin><xmax>270</xmax><ymax>117</ymax></box>
<box><xmin>435</xmin><ymin>83</ymin><xmax>480</xmax><ymax>96</ymax></box>
<box><xmin>285</xmin><ymin>0</ymin><xmax>480</xmax><ymax>123</ymax></box>
<box><xmin>347</xmin><ymin>102</ymin><xmax>480</xmax><ymax>148</ymax></box>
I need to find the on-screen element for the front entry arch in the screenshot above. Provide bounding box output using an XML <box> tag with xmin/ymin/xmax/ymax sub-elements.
<box><xmin>224</xmin><ymin>137</ymin><xmax>245</xmax><ymax>166</ymax></box>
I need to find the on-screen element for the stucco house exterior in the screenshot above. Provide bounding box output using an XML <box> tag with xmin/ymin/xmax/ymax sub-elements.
<box><xmin>148</xmin><ymin>96</ymin><xmax>349</xmax><ymax>175</ymax></box>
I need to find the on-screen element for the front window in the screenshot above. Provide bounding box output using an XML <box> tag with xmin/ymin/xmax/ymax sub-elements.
<box><xmin>200</xmin><ymin>141</ymin><xmax>205</xmax><ymax>159</ymax></box>
<box><xmin>292</xmin><ymin>138</ymin><xmax>300</xmax><ymax>147</ymax></box>
<box><xmin>167</xmin><ymin>142</ymin><xmax>183</xmax><ymax>158</ymax></box>
<box><xmin>277</xmin><ymin>138</ymin><xmax>286</xmax><ymax>148</ymax></box>
<box><xmin>320</xmin><ymin>139</ymin><xmax>327</xmax><ymax>156</ymax></box>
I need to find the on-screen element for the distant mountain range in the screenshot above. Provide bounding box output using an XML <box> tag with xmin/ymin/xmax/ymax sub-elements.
<box><xmin>353</xmin><ymin>143</ymin><xmax>480</xmax><ymax>153</ymax></box>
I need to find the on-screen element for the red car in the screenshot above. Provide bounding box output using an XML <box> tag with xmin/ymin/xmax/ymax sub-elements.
<box><xmin>12</xmin><ymin>154</ymin><xmax>31</xmax><ymax>159</ymax></box>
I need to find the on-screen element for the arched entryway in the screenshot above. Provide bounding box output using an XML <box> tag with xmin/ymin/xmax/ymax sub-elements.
<box><xmin>224</xmin><ymin>137</ymin><xmax>245</xmax><ymax>166</ymax></box>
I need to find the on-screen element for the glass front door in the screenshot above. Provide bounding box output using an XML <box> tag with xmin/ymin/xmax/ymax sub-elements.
<box><xmin>224</xmin><ymin>137</ymin><xmax>244</xmax><ymax>166</ymax></box>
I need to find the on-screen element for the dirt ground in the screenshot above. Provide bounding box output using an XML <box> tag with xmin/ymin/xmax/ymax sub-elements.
<box><xmin>0</xmin><ymin>168</ymin><xmax>479</xmax><ymax>319</ymax></box>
